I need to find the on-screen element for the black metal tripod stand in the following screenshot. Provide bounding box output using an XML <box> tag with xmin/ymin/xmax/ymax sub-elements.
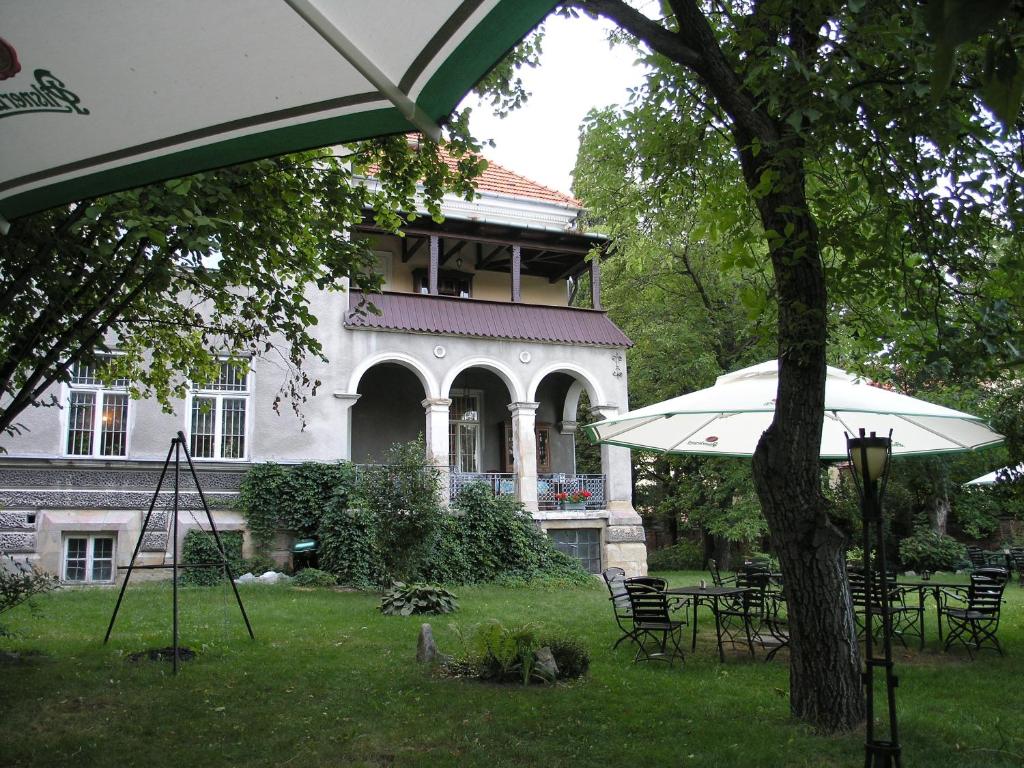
<box><xmin>104</xmin><ymin>431</ymin><xmax>254</xmax><ymax>673</ymax></box>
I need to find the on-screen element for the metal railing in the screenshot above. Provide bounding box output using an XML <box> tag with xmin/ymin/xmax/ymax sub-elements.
<box><xmin>448</xmin><ymin>472</ymin><xmax>606</xmax><ymax>511</ymax></box>
<box><xmin>537</xmin><ymin>473</ymin><xmax>605</xmax><ymax>511</ymax></box>
<box><xmin>449</xmin><ymin>472</ymin><xmax>515</xmax><ymax>499</ymax></box>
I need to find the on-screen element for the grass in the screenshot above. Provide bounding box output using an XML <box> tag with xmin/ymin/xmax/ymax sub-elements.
<box><xmin>1</xmin><ymin>570</ymin><xmax>1023</xmax><ymax>768</ymax></box>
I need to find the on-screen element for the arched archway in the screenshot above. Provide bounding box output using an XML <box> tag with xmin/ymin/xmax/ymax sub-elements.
<box><xmin>445</xmin><ymin>364</ymin><xmax>517</xmax><ymax>474</ymax></box>
<box><xmin>526</xmin><ymin>362</ymin><xmax>604</xmax><ymax>406</ymax></box>
<box><xmin>441</xmin><ymin>357</ymin><xmax>525</xmax><ymax>403</ymax></box>
<box><xmin>348</xmin><ymin>352</ymin><xmax>439</xmax><ymax>399</ymax></box>
<box><xmin>350</xmin><ymin>362</ymin><xmax>429</xmax><ymax>464</ymax></box>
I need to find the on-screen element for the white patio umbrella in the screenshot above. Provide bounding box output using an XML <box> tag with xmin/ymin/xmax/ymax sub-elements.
<box><xmin>965</xmin><ymin>463</ymin><xmax>1024</xmax><ymax>486</ymax></box>
<box><xmin>0</xmin><ymin>0</ymin><xmax>555</xmax><ymax>226</ymax></box>
<box><xmin>584</xmin><ymin>360</ymin><xmax>1004</xmax><ymax>460</ymax></box>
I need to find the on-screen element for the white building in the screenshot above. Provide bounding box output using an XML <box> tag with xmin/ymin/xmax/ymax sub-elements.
<box><xmin>0</xmin><ymin>157</ymin><xmax>647</xmax><ymax>582</ymax></box>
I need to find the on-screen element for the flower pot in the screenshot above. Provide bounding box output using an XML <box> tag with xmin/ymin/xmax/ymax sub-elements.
<box><xmin>560</xmin><ymin>502</ymin><xmax>587</xmax><ymax>511</ymax></box>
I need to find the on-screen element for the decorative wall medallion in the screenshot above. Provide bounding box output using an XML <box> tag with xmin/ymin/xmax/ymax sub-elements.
<box><xmin>433</xmin><ymin>345</ymin><xmax>446</xmax><ymax>359</ymax></box>
<box><xmin>611</xmin><ymin>351</ymin><xmax>624</xmax><ymax>378</ymax></box>
<box><xmin>519</xmin><ymin>351</ymin><xmax>531</xmax><ymax>364</ymax></box>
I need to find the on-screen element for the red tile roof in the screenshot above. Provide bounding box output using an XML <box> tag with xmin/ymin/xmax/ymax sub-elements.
<box><xmin>447</xmin><ymin>155</ymin><xmax>582</xmax><ymax>207</ymax></box>
<box><xmin>346</xmin><ymin>291</ymin><xmax>632</xmax><ymax>347</ymax></box>
<box><xmin>367</xmin><ymin>142</ymin><xmax>582</xmax><ymax>207</ymax></box>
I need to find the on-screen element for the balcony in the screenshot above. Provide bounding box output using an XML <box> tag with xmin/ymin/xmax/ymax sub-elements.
<box><xmin>449</xmin><ymin>471</ymin><xmax>606</xmax><ymax>511</ymax></box>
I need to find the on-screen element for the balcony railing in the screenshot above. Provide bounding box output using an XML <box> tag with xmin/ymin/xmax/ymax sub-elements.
<box><xmin>449</xmin><ymin>471</ymin><xmax>606</xmax><ymax>511</ymax></box>
<box><xmin>537</xmin><ymin>473</ymin><xmax>605</xmax><ymax>511</ymax></box>
<box><xmin>450</xmin><ymin>472</ymin><xmax>515</xmax><ymax>499</ymax></box>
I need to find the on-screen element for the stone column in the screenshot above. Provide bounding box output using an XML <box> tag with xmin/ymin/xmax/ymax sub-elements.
<box><xmin>422</xmin><ymin>397</ymin><xmax>452</xmax><ymax>505</ymax></box>
<box><xmin>508</xmin><ymin>401</ymin><xmax>539</xmax><ymax>512</ymax></box>
<box><xmin>332</xmin><ymin>392</ymin><xmax>361</xmax><ymax>461</ymax></box>
<box><xmin>592</xmin><ymin>403</ymin><xmax>647</xmax><ymax>577</ymax></box>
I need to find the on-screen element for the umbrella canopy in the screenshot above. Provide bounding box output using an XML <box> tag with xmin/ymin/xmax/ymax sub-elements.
<box><xmin>0</xmin><ymin>0</ymin><xmax>555</xmax><ymax>223</ymax></box>
<box><xmin>584</xmin><ymin>360</ymin><xmax>1004</xmax><ymax>460</ymax></box>
<box><xmin>965</xmin><ymin>463</ymin><xmax>1024</xmax><ymax>486</ymax></box>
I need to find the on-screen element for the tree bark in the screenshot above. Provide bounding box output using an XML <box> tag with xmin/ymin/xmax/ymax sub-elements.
<box><xmin>744</xmin><ymin>141</ymin><xmax>864</xmax><ymax>731</ymax></box>
<box><xmin>927</xmin><ymin>495</ymin><xmax>950</xmax><ymax>536</ymax></box>
<box><xmin>574</xmin><ymin>0</ymin><xmax>865</xmax><ymax>732</ymax></box>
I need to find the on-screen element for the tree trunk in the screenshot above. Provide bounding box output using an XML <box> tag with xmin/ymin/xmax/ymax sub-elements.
<box><xmin>747</xmin><ymin>149</ymin><xmax>865</xmax><ymax>732</ymax></box>
<box><xmin>571</xmin><ymin>0</ymin><xmax>865</xmax><ymax>733</ymax></box>
<box><xmin>927</xmin><ymin>495</ymin><xmax>950</xmax><ymax>536</ymax></box>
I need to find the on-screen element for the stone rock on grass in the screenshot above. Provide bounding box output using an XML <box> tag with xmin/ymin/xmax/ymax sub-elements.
<box><xmin>258</xmin><ymin>571</ymin><xmax>291</xmax><ymax>584</ymax></box>
<box><xmin>417</xmin><ymin>623</ymin><xmax>438</xmax><ymax>663</ymax></box>
<box><xmin>534</xmin><ymin>646</ymin><xmax>558</xmax><ymax>681</ymax></box>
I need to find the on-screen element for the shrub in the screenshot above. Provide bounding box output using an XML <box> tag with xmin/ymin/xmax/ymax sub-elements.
<box><xmin>0</xmin><ymin>559</ymin><xmax>57</xmax><ymax>636</ymax></box>
<box><xmin>379</xmin><ymin>582</ymin><xmax>458</xmax><ymax>616</ymax></box>
<box><xmin>318</xmin><ymin>502</ymin><xmax>378</xmax><ymax>588</ymax></box>
<box><xmin>459</xmin><ymin>620</ymin><xmax>543</xmax><ymax>684</ymax></box>
<box><xmin>356</xmin><ymin>439</ymin><xmax>442</xmax><ymax>584</ymax></box>
<box><xmin>292</xmin><ymin>568</ymin><xmax>337</xmax><ymax>588</ymax></box>
<box><xmin>899</xmin><ymin>528</ymin><xmax>967</xmax><ymax>572</ymax></box>
<box><xmin>452</xmin><ymin>620</ymin><xmax>587</xmax><ymax>685</ymax></box>
<box><xmin>181</xmin><ymin>530</ymin><xmax>245</xmax><ymax>586</ymax></box>
<box><xmin>238</xmin><ymin>461</ymin><xmax>357</xmax><ymax>551</ymax></box>
<box><xmin>954</xmin><ymin>489</ymin><xmax>1002</xmax><ymax>540</ymax></box>
<box><xmin>241</xmin><ymin>446</ymin><xmax>593</xmax><ymax>589</ymax></box>
<box><xmin>236</xmin><ymin>462</ymin><xmax>288</xmax><ymax>551</ymax></box>
<box><xmin>420</xmin><ymin>482</ymin><xmax>591</xmax><ymax>587</ymax></box>
<box><xmin>530</xmin><ymin>546</ymin><xmax>596</xmax><ymax>588</ymax></box>
<box><xmin>539</xmin><ymin>631</ymin><xmax>590</xmax><ymax>679</ymax></box>
<box><xmin>242</xmin><ymin>553</ymin><xmax>278</xmax><ymax>576</ymax></box>
<box><xmin>647</xmin><ymin>540</ymin><xmax>703</xmax><ymax>571</ymax></box>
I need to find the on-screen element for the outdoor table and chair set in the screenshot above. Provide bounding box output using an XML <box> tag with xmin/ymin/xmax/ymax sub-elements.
<box><xmin>603</xmin><ymin>556</ymin><xmax>1015</xmax><ymax>666</ymax></box>
<box><xmin>602</xmin><ymin>560</ymin><xmax>788</xmax><ymax>665</ymax></box>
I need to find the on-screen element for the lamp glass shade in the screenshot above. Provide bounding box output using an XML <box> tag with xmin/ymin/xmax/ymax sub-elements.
<box><xmin>849</xmin><ymin>434</ymin><xmax>890</xmax><ymax>482</ymax></box>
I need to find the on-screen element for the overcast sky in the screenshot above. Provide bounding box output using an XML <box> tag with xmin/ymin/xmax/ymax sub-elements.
<box><xmin>459</xmin><ymin>13</ymin><xmax>648</xmax><ymax>196</ymax></box>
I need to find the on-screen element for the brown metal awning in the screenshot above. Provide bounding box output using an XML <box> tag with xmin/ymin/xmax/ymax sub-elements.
<box><xmin>346</xmin><ymin>291</ymin><xmax>632</xmax><ymax>347</ymax></box>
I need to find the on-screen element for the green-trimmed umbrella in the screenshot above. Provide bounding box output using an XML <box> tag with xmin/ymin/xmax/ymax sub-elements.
<box><xmin>585</xmin><ymin>360</ymin><xmax>1004</xmax><ymax>460</ymax></box>
<box><xmin>0</xmin><ymin>0</ymin><xmax>555</xmax><ymax>226</ymax></box>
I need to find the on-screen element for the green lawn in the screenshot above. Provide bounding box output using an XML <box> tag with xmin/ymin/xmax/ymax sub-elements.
<box><xmin>1</xmin><ymin>571</ymin><xmax>1022</xmax><ymax>768</ymax></box>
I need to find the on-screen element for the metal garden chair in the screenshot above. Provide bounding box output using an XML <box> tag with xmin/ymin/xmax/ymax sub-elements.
<box><xmin>938</xmin><ymin>575</ymin><xmax>1006</xmax><ymax>658</ymax></box>
<box><xmin>708</xmin><ymin>558</ymin><xmax>736</xmax><ymax>587</ymax></box>
<box><xmin>623</xmin><ymin>580</ymin><xmax>687</xmax><ymax>665</ymax></box>
<box><xmin>1010</xmin><ymin>547</ymin><xmax>1024</xmax><ymax>586</ymax></box>
<box><xmin>972</xmin><ymin>566</ymin><xmax>1009</xmax><ymax>585</ymax></box>
<box><xmin>601</xmin><ymin>568</ymin><xmax>670</xmax><ymax>651</ymax></box>
<box><xmin>966</xmin><ymin>545</ymin><xmax>988</xmax><ymax>570</ymax></box>
<box><xmin>761</xmin><ymin>590</ymin><xmax>790</xmax><ymax>662</ymax></box>
<box><xmin>714</xmin><ymin>568</ymin><xmax>770</xmax><ymax>657</ymax></box>
<box><xmin>848</xmin><ymin>568</ymin><xmax>924</xmax><ymax>649</ymax></box>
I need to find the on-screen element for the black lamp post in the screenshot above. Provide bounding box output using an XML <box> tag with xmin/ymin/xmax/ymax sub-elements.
<box><xmin>847</xmin><ymin>428</ymin><xmax>901</xmax><ymax>768</ymax></box>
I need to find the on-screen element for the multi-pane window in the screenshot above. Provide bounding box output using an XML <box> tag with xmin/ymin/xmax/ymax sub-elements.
<box><xmin>189</xmin><ymin>360</ymin><xmax>250</xmax><ymax>460</ymax></box>
<box><xmin>65</xmin><ymin>357</ymin><xmax>130</xmax><ymax>457</ymax></box>
<box><xmin>549</xmin><ymin>528</ymin><xmax>602</xmax><ymax>574</ymax></box>
<box><xmin>415</xmin><ymin>269</ymin><xmax>472</xmax><ymax>298</ymax></box>
<box><xmin>63</xmin><ymin>534</ymin><xmax>115</xmax><ymax>583</ymax></box>
<box><xmin>449</xmin><ymin>389</ymin><xmax>483</xmax><ymax>473</ymax></box>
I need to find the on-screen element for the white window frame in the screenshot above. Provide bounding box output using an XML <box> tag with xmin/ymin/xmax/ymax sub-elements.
<box><xmin>62</xmin><ymin>533</ymin><xmax>116</xmax><ymax>584</ymax></box>
<box><xmin>449</xmin><ymin>388</ymin><xmax>484</xmax><ymax>473</ymax></box>
<box><xmin>62</xmin><ymin>356</ymin><xmax>131</xmax><ymax>459</ymax></box>
<box><xmin>184</xmin><ymin>359</ymin><xmax>253</xmax><ymax>461</ymax></box>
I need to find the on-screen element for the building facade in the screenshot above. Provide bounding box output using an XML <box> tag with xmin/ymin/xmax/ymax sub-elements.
<box><xmin>0</xmin><ymin>159</ymin><xmax>647</xmax><ymax>583</ymax></box>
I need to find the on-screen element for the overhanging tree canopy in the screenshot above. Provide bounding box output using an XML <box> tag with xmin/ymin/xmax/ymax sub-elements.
<box><xmin>553</xmin><ymin>0</ymin><xmax>1024</xmax><ymax>732</ymax></box>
